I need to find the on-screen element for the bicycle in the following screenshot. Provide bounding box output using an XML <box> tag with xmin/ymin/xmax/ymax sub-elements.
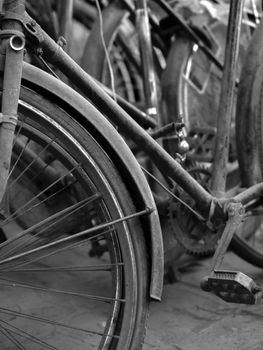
<box><xmin>0</xmin><ymin>0</ymin><xmax>262</xmax><ymax>348</ymax></box>
<box><xmin>82</xmin><ymin>0</ymin><xmax>263</xmax><ymax>264</ymax></box>
<box><xmin>81</xmin><ymin>0</ymin><xmax>260</xmax><ymax>117</ymax></box>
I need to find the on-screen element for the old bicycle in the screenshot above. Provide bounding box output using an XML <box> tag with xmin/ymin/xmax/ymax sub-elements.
<box><xmin>82</xmin><ymin>0</ymin><xmax>263</xmax><ymax>266</ymax></box>
<box><xmin>0</xmin><ymin>0</ymin><xmax>263</xmax><ymax>348</ymax></box>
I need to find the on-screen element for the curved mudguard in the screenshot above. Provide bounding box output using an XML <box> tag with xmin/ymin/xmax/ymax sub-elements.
<box><xmin>22</xmin><ymin>62</ymin><xmax>164</xmax><ymax>300</ymax></box>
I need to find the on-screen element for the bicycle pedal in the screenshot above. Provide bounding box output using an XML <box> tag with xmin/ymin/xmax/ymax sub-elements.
<box><xmin>200</xmin><ymin>270</ymin><xmax>263</xmax><ymax>304</ymax></box>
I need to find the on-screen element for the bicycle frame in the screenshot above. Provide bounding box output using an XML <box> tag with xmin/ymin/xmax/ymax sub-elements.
<box><xmin>1</xmin><ymin>0</ymin><xmax>263</xmax><ymax>300</ymax></box>
<box><xmin>136</xmin><ymin>0</ymin><xmax>159</xmax><ymax>119</ymax></box>
<box><xmin>87</xmin><ymin>0</ymin><xmax>248</xmax><ymax>197</ymax></box>
<box><xmin>0</xmin><ymin>0</ymin><xmax>25</xmax><ymax>203</ymax></box>
<box><xmin>35</xmin><ymin>1</ymin><xmax>261</xmax><ymax>216</ymax></box>
<box><xmin>3</xmin><ymin>0</ymin><xmax>263</xmax><ymax>217</ymax></box>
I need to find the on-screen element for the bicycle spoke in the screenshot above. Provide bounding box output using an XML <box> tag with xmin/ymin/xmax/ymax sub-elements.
<box><xmin>0</xmin><ymin>307</ymin><xmax>120</xmax><ymax>339</ymax></box>
<box><xmin>8</xmin><ymin>136</ymin><xmax>57</xmax><ymax>185</ymax></box>
<box><xmin>1</xmin><ymin>164</ymin><xmax>81</xmax><ymax>228</ymax></box>
<box><xmin>0</xmin><ymin>230</ymin><xmax>111</xmax><ymax>272</ymax></box>
<box><xmin>0</xmin><ymin>228</ymin><xmax>110</xmax><ymax>269</ymax></box>
<box><xmin>0</xmin><ymin>320</ymin><xmax>58</xmax><ymax>350</ymax></box>
<box><xmin>0</xmin><ymin>208</ymin><xmax>149</xmax><ymax>267</ymax></box>
<box><xmin>0</xmin><ymin>193</ymin><xmax>101</xmax><ymax>258</ymax></box>
<box><xmin>0</xmin><ymin>325</ymin><xmax>26</xmax><ymax>350</ymax></box>
<box><xmin>0</xmin><ymin>276</ymin><xmax>125</xmax><ymax>302</ymax></box>
<box><xmin>8</xmin><ymin>138</ymin><xmax>31</xmax><ymax>181</ymax></box>
<box><xmin>3</xmin><ymin>262</ymin><xmax>123</xmax><ymax>273</ymax></box>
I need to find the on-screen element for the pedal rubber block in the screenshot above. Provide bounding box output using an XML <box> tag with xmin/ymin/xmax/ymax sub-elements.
<box><xmin>200</xmin><ymin>270</ymin><xmax>262</xmax><ymax>304</ymax></box>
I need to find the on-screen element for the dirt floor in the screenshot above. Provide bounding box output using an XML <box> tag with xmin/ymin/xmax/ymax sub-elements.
<box><xmin>143</xmin><ymin>251</ymin><xmax>263</xmax><ymax>350</ymax></box>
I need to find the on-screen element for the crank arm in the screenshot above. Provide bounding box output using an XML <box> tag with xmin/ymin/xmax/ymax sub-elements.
<box><xmin>201</xmin><ymin>202</ymin><xmax>263</xmax><ymax>304</ymax></box>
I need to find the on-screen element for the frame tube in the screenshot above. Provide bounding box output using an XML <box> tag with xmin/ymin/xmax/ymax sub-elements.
<box><xmin>211</xmin><ymin>0</ymin><xmax>245</xmax><ymax>196</ymax></box>
<box><xmin>37</xmin><ymin>25</ymin><xmax>214</xmax><ymax>216</ymax></box>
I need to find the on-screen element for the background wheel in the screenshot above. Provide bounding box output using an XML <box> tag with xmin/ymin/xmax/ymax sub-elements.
<box><xmin>161</xmin><ymin>20</ymin><xmax>250</xmax><ymax>165</ymax></box>
<box><xmin>230</xmin><ymin>15</ymin><xmax>263</xmax><ymax>267</ymax></box>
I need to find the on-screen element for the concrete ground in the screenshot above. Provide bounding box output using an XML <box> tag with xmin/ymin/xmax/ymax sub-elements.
<box><xmin>144</xmin><ymin>251</ymin><xmax>263</xmax><ymax>350</ymax></box>
<box><xmin>1</xmin><ymin>222</ymin><xmax>263</xmax><ymax>349</ymax></box>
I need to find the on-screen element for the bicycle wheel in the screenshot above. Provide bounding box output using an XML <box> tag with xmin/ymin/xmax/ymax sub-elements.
<box><xmin>233</xmin><ymin>17</ymin><xmax>263</xmax><ymax>267</ymax></box>
<box><xmin>162</xmin><ymin>34</ymin><xmax>222</xmax><ymax>128</ymax></box>
<box><xmin>161</xmin><ymin>15</ymin><xmax>251</xmax><ymax>163</ymax></box>
<box><xmin>0</xmin><ymin>84</ymin><xmax>149</xmax><ymax>349</ymax></box>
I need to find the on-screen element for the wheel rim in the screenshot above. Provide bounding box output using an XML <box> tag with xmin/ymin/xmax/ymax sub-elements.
<box><xmin>0</xmin><ymin>98</ymin><xmax>138</xmax><ymax>349</ymax></box>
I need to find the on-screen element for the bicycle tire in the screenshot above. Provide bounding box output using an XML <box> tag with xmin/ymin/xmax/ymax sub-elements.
<box><xmin>0</xmin><ymin>83</ymin><xmax>149</xmax><ymax>349</ymax></box>
<box><xmin>232</xmin><ymin>17</ymin><xmax>263</xmax><ymax>267</ymax></box>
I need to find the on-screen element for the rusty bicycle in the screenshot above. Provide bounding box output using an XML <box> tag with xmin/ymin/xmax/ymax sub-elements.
<box><xmin>0</xmin><ymin>0</ymin><xmax>262</xmax><ymax>349</ymax></box>
<box><xmin>82</xmin><ymin>0</ymin><xmax>263</xmax><ymax>267</ymax></box>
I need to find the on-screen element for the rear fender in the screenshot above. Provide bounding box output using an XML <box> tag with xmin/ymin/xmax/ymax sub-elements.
<box><xmin>22</xmin><ymin>62</ymin><xmax>164</xmax><ymax>300</ymax></box>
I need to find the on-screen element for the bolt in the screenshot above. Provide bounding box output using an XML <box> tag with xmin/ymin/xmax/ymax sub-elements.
<box><xmin>227</xmin><ymin>205</ymin><xmax>235</xmax><ymax>216</ymax></box>
<box><xmin>238</xmin><ymin>207</ymin><xmax>245</xmax><ymax>215</ymax></box>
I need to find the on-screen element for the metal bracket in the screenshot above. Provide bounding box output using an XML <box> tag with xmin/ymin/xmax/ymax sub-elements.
<box><xmin>21</xmin><ymin>13</ymin><xmax>44</xmax><ymax>46</ymax></box>
<box><xmin>0</xmin><ymin>113</ymin><xmax>17</xmax><ymax>126</ymax></box>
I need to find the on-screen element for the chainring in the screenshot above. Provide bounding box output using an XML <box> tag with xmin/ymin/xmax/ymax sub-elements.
<box><xmin>168</xmin><ymin>166</ymin><xmax>223</xmax><ymax>256</ymax></box>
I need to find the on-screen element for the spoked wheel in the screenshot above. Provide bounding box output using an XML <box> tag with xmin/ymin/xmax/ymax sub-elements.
<box><xmin>0</xmin><ymin>86</ymin><xmax>149</xmax><ymax>349</ymax></box>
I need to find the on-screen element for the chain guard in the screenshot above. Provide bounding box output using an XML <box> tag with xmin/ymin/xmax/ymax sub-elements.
<box><xmin>168</xmin><ymin>167</ymin><xmax>223</xmax><ymax>256</ymax></box>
